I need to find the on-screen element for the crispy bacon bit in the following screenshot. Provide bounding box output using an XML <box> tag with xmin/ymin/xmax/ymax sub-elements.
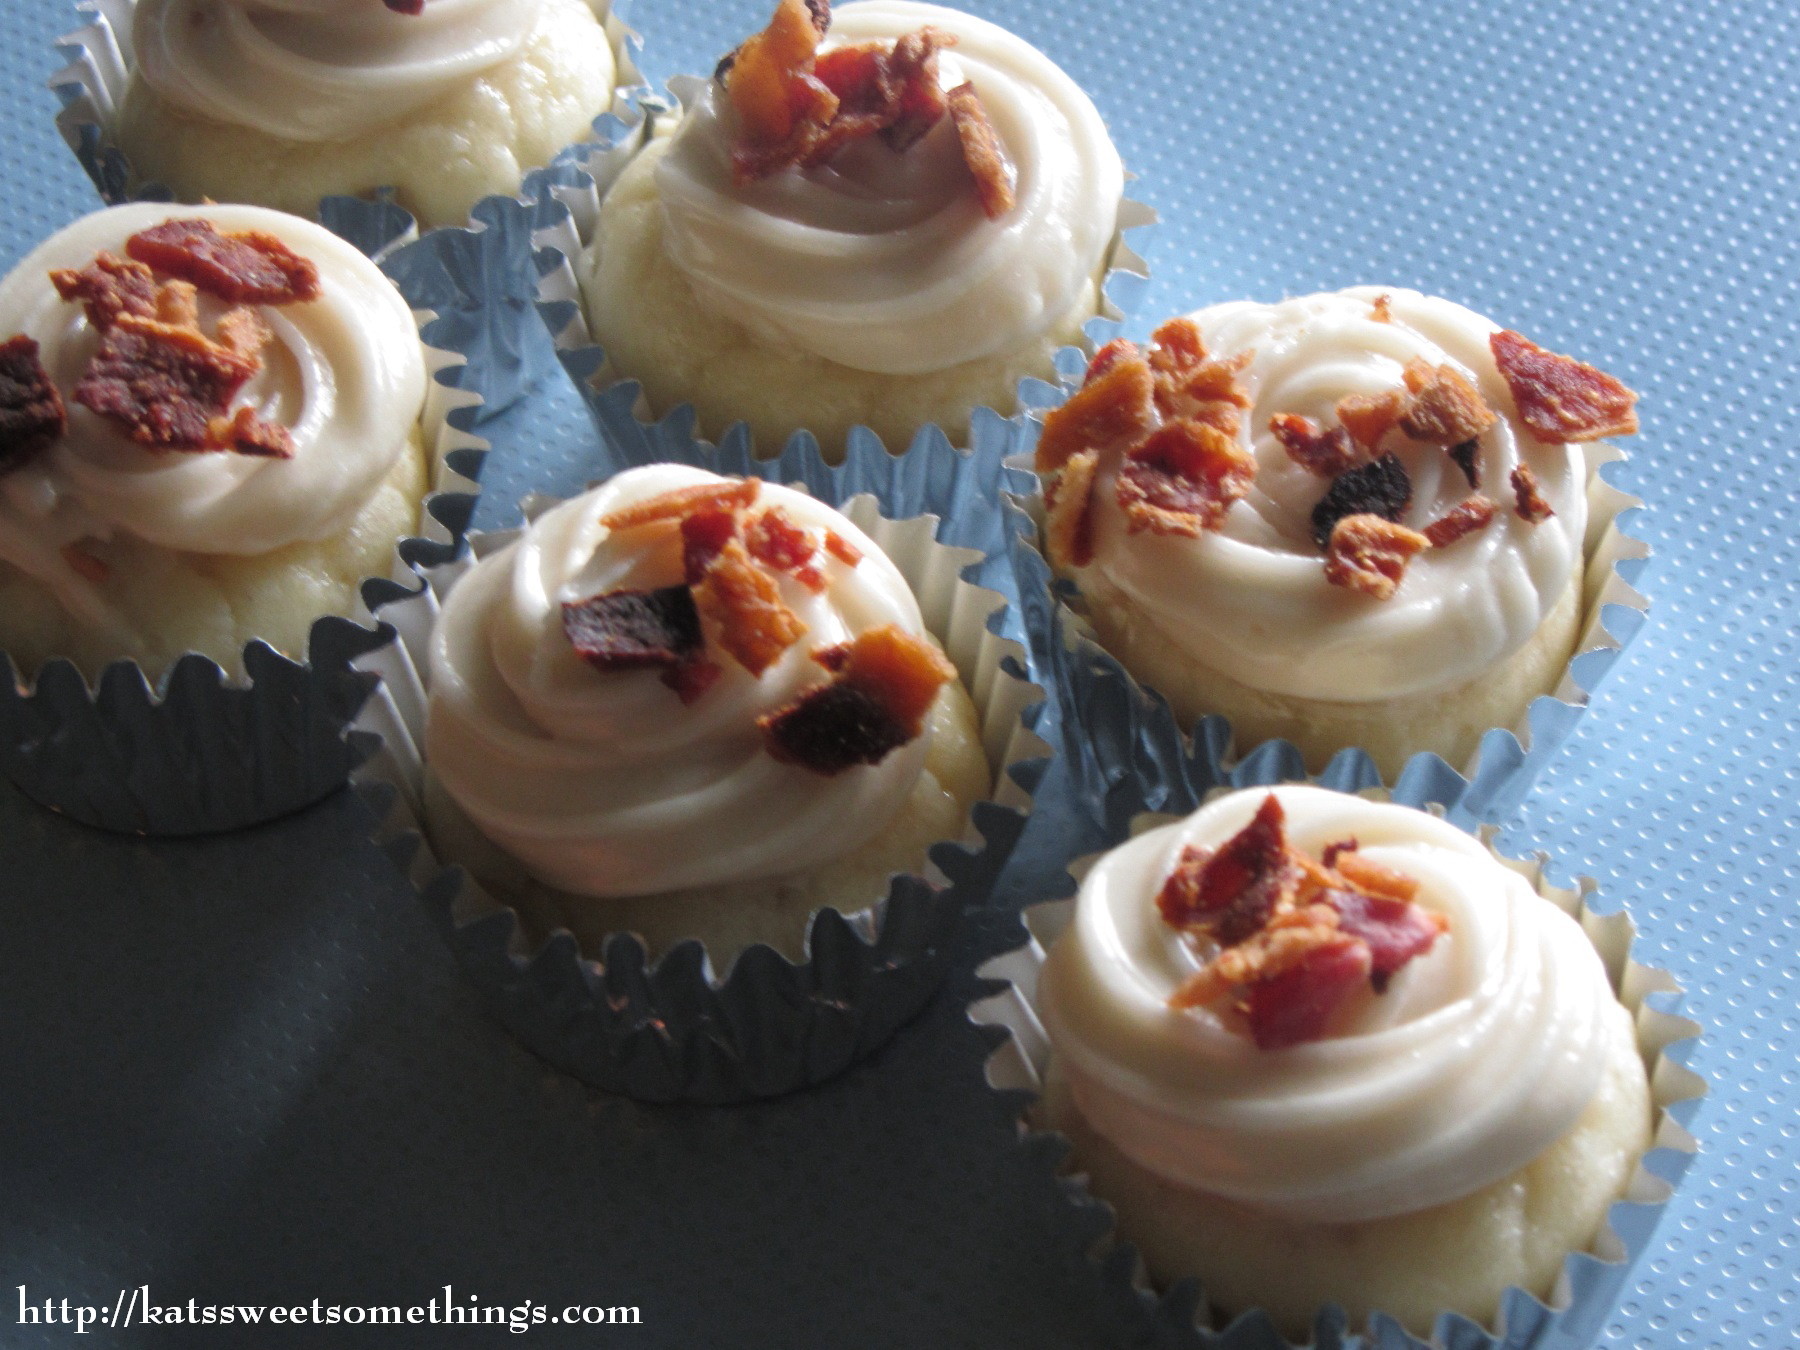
<box><xmin>1309</xmin><ymin>451</ymin><xmax>1412</xmax><ymax>549</ymax></box>
<box><xmin>807</xmin><ymin>30</ymin><xmax>952</xmax><ymax>163</ymax></box>
<box><xmin>0</xmin><ymin>335</ymin><xmax>67</xmax><ymax>475</ymax></box>
<box><xmin>562</xmin><ymin>585</ymin><xmax>705</xmax><ymax>672</ymax></box>
<box><xmin>662</xmin><ymin>655</ymin><xmax>723</xmax><ymax>705</ymax></box>
<box><xmin>746</xmin><ymin>505</ymin><xmax>826</xmax><ymax>590</ymax></box>
<box><xmin>72</xmin><ymin>315</ymin><xmax>260</xmax><ymax>451</ymax></box>
<box><xmin>1510</xmin><ymin>464</ymin><xmax>1555</xmax><ymax>523</ymax></box>
<box><xmin>1422</xmin><ymin>494</ymin><xmax>1496</xmax><ymax>548</ymax></box>
<box><xmin>49</xmin><ymin>253</ymin><xmax>159</xmax><ymax>331</ymax></box>
<box><xmin>759</xmin><ymin>624</ymin><xmax>954</xmax><ymax>774</ymax></box>
<box><xmin>59</xmin><ymin>543</ymin><xmax>109</xmax><ymax>584</ymax></box>
<box><xmin>946</xmin><ymin>81</ymin><xmax>1016</xmax><ymax>219</ymax></box>
<box><xmin>1043</xmin><ymin>448</ymin><xmax>1099</xmax><ymax>569</ymax></box>
<box><xmin>1034</xmin><ymin>352</ymin><xmax>1156</xmax><ymax>472</ymax></box>
<box><xmin>154</xmin><ymin>280</ymin><xmax>200</xmax><ymax>330</ymax></box>
<box><xmin>1490</xmin><ymin>329</ymin><xmax>1639</xmax><ymax>443</ymax></box>
<box><xmin>1086</xmin><ymin>337</ymin><xmax>1139</xmax><ymax>383</ymax></box>
<box><xmin>726</xmin><ymin>0</ymin><xmax>838</xmax><ymax>177</ymax></box>
<box><xmin>823</xmin><ymin>529</ymin><xmax>862</xmax><ymax>567</ymax></box>
<box><xmin>1323</xmin><ymin>513</ymin><xmax>1430</xmax><ymax>599</ymax></box>
<box><xmin>1146</xmin><ymin>318</ymin><xmax>1207</xmax><ymax>379</ymax></box>
<box><xmin>1336</xmin><ymin>388</ymin><xmax>1407</xmax><ymax>452</ymax></box>
<box><xmin>1159</xmin><ymin>792</ymin><xmax>1449</xmax><ymax>1047</ymax></box>
<box><xmin>1396</xmin><ymin>362</ymin><xmax>1497</xmax><ymax>446</ymax></box>
<box><xmin>692</xmin><ymin>536</ymin><xmax>808</xmax><ymax>676</ymax></box>
<box><xmin>214</xmin><ymin>306</ymin><xmax>272</xmax><ymax>360</ymax></box>
<box><xmin>680</xmin><ymin>507</ymin><xmax>741</xmax><ymax>583</ymax></box>
<box><xmin>126</xmin><ymin>219</ymin><xmax>321</xmax><ymax>306</ymax></box>
<box><xmin>1448</xmin><ymin>437</ymin><xmax>1481</xmax><ymax>488</ymax></box>
<box><xmin>1369</xmin><ymin>293</ymin><xmax>1393</xmax><ymax>323</ymax></box>
<box><xmin>206</xmin><ymin>404</ymin><xmax>294</xmax><ymax>459</ymax></box>
<box><xmin>881</xmin><ymin>28</ymin><xmax>951</xmax><ymax>150</ymax></box>
<box><xmin>602</xmin><ymin>479</ymin><xmax>761</xmax><ymax>533</ymax></box>
<box><xmin>1270</xmin><ymin>413</ymin><xmax>1360</xmax><ymax>477</ymax></box>
<box><xmin>1155</xmin><ymin>794</ymin><xmax>1298</xmax><ymax>945</ymax></box>
<box><xmin>1145</xmin><ymin>321</ymin><xmax>1251</xmax><ymax>431</ymax></box>
<box><xmin>1116</xmin><ymin>421</ymin><xmax>1255</xmax><ymax>536</ymax></box>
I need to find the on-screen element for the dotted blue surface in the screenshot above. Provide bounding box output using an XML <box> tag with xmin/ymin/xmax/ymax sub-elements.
<box><xmin>2</xmin><ymin>2</ymin><xmax>1797</xmax><ymax>1348</ymax></box>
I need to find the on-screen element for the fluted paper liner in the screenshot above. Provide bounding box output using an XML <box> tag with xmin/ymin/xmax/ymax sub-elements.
<box><xmin>1007</xmin><ymin>398</ymin><xmax>1650</xmax><ymax>825</ymax></box>
<box><xmin>968</xmin><ymin>753</ymin><xmax>1704</xmax><ymax>1350</ymax></box>
<box><xmin>0</xmin><ymin>201</ymin><xmax>490</xmax><ymax>835</ymax></box>
<box><xmin>525</xmin><ymin>69</ymin><xmax>1154</xmax><ymax>461</ymax></box>
<box><xmin>346</xmin><ymin>441</ymin><xmax>1048</xmax><ymax>1104</ymax></box>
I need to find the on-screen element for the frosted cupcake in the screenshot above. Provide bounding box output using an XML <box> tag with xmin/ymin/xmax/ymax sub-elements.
<box><xmin>1034</xmin><ymin>784</ymin><xmax>1653</xmax><ymax>1337</ymax></box>
<box><xmin>0</xmin><ymin>202</ymin><xmax>428</xmax><ymax>682</ymax></box>
<box><xmin>580</xmin><ymin>0</ymin><xmax>1124</xmax><ymax>456</ymax></box>
<box><xmin>1034</xmin><ymin>288</ymin><xmax>1640</xmax><ymax>776</ymax></box>
<box><xmin>422</xmin><ymin>464</ymin><xmax>992</xmax><ymax>961</ymax></box>
<box><xmin>114</xmin><ymin>0</ymin><xmax>620</xmax><ymax>228</ymax></box>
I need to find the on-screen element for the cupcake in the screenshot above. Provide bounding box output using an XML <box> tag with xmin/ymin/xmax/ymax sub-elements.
<box><xmin>112</xmin><ymin>0</ymin><xmax>621</xmax><ymax>229</ymax></box>
<box><xmin>1031</xmin><ymin>784</ymin><xmax>1654</xmax><ymax>1338</ymax></box>
<box><xmin>0</xmin><ymin>201</ymin><xmax>429</xmax><ymax>684</ymax></box>
<box><xmin>421</xmin><ymin>463</ymin><xmax>993</xmax><ymax>962</ymax></box>
<box><xmin>1034</xmin><ymin>288</ymin><xmax>1641</xmax><ymax>777</ymax></box>
<box><xmin>579</xmin><ymin>0</ymin><xmax>1125</xmax><ymax>457</ymax></box>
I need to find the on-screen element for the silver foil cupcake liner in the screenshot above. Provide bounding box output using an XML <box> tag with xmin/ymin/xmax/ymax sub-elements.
<box><xmin>1008</xmin><ymin>422</ymin><xmax>1650</xmax><ymax>825</ymax></box>
<box><xmin>0</xmin><ymin>200</ymin><xmax>488</xmax><ymax>835</ymax></box>
<box><xmin>345</xmin><ymin>421</ymin><xmax>1049</xmax><ymax>1103</ymax></box>
<box><xmin>524</xmin><ymin>68</ymin><xmax>1154</xmax><ymax>461</ymax></box>
<box><xmin>48</xmin><ymin>2</ymin><xmax>646</xmax><ymax>235</ymax></box>
<box><xmin>969</xmin><ymin>755</ymin><xmax>1705</xmax><ymax>1350</ymax></box>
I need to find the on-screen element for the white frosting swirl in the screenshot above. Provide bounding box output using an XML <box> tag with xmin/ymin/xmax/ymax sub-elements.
<box><xmin>1038</xmin><ymin>785</ymin><xmax>1614</xmax><ymax>1224</ymax></box>
<box><xmin>132</xmin><ymin>0</ymin><xmax>544</xmax><ymax>141</ymax></box>
<box><xmin>0</xmin><ymin>202</ymin><xmax>426</xmax><ymax>645</ymax></box>
<box><xmin>425</xmin><ymin>465</ymin><xmax>936</xmax><ymax>896</ymax></box>
<box><xmin>651</xmin><ymin>0</ymin><xmax>1123</xmax><ymax>374</ymax></box>
<box><xmin>1072</xmin><ymin>287</ymin><xmax>1587</xmax><ymax>700</ymax></box>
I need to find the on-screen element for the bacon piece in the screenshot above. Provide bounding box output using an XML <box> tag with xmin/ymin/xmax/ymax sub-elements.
<box><xmin>1397</xmin><ymin>362</ymin><xmax>1496</xmax><ymax>446</ymax></box>
<box><xmin>662</xmin><ymin>655</ymin><xmax>723</xmax><ymax>705</ymax></box>
<box><xmin>1042</xmin><ymin>448</ymin><xmax>1099</xmax><ymax>569</ymax></box>
<box><xmin>1325</xmin><ymin>888</ymin><xmax>1447</xmax><ymax>993</ymax></box>
<box><xmin>947</xmin><ymin>82</ymin><xmax>1015</xmax><ymax>219</ymax></box>
<box><xmin>1085</xmin><ymin>337</ymin><xmax>1140</xmax><ymax>383</ymax></box>
<box><xmin>725</xmin><ymin>0</ymin><xmax>838</xmax><ymax>178</ymax></box>
<box><xmin>1490</xmin><ymin>329</ymin><xmax>1638</xmax><ymax>443</ymax></box>
<box><xmin>1146</xmin><ymin>321</ymin><xmax>1250</xmax><ymax>430</ymax></box>
<box><xmin>72</xmin><ymin>315</ymin><xmax>260</xmax><ymax>451</ymax></box>
<box><xmin>692</xmin><ymin>536</ymin><xmax>807</xmax><ymax>676</ymax></box>
<box><xmin>1332</xmin><ymin>850</ymin><xmax>1420</xmax><ymax>902</ymax></box>
<box><xmin>214</xmin><ymin>306</ymin><xmax>273</xmax><ymax>360</ymax></box>
<box><xmin>126</xmin><ymin>219</ymin><xmax>321</xmax><ymax>306</ymax></box>
<box><xmin>880</xmin><ymin>28</ymin><xmax>952</xmax><ymax>150</ymax></box>
<box><xmin>1116</xmin><ymin>421</ymin><xmax>1255</xmax><ymax>536</ymax></box>
<box><xmin>676</xmin><ymin>506</ymin><xmax>738</xmax><ymax>584</ymax></box>
<box><xmin>1309</xmin><ymin>452</ymin><xmax>1412</xmax><ymax>549</ymax></box>
<box><xmin>1033</xmin><ymin>353</ymin><xmax>1156</xmax><ymax>472</ymax></box>
<box><xmin>1369</xmin><ymin>293</ymin><xmax>1393</xmax><ymax>323</ymax></box>
<box><xmin>1146</xmin><ymin>317</ymin><xmax>1207</xmax><ymax>380</ymax></box>
<box><xmin>1510</xmin><ymin>464</ymin><xmax>1554</xmax><ymax>523</ymax></box>
<box><xmin>808</xmin><ymin>30</ymin><xmax>952</xmax><ymax>159</ymax></box>
<box><xmin>1448</xmin><ymin>437</ymin><xmax>1481</xmax><ymax>488</ymax></box>
<box><xmin>1167</xmin><ymin>903</ymin><xmax>1342</xmax><ymax>1010</ymax></box>
<box><xmin>1269</xmin><ymin>414</ymin><xmax>1360</xmax><ymax>477</ymax></box>
<box><xmin>154</xmin><ymin>280</ymin><xmax>200</xmax><ymax>331</ymax></box>
<box><xmin>1320</xmin><ymin>838</ymin><xmax>1358</xmax><ymax>870</ymax></box>
<box><xmin>1155</xmin><ymin>794</ymin><xmax>1298</xmax><ymax>946</ymax></box>
<box><xmin>0</xmin><ymin>335</ymin><xmax>67</xmax><ymax>475</ymax></box>
<box><xmin>49</xmin><ymin>253</ymin><xmax>159</xmax><ymax>331</ymax></box>
<box><xmin>602</xmin><ymin>478</ymin><xmax>761</xmax><ymax>533</ymax></box>
<box><xmin>760</xmin><ymin>624</ymin><xmax>954</xmax><ymax>774</ymax></box>
<box><xmin>1323</xmin><ymin>513</ymin><xmax>1429</xmax><ymax>599</ymax></box>
<box><xmin>823</xmin><ymin>529</ymin><xmax>862</xmax><ymax>567</ymax></box>
<box><xmin>1244</xmin><ymin>936</ymin><xmax>1373</xmax><ymax>1050</ymax></box>
<box><xmin>1336</xmin><ymin>388</ymin><xmax>1407</xmax><ymax>452</ymax></box>
<box><xmin>205</xmin><ymin>404</ymin><xmax>294</xmax><ymax>459</ymax></box>
<box><xmin>1422</xmin><ymin>495</ymin><xmax>1496</xmax><ymax>548</ymax></box>
<box><xmin>745</xmin><ymin>505</ymin><xmax>826</xmax><ymax>590</ymax></box>
<box><xmin>562</xmin><ymin>585</ymin><xmax>706</xmax><ymax>673</ymax></box>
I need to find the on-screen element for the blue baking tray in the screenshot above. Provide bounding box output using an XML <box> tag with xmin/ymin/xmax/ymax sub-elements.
<box><xmin>3</xmin><ymin>1</ymin><xmax>1794</xmax><ymax>1346</ymax></box>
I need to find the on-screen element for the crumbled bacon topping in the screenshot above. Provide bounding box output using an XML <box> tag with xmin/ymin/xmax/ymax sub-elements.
<box><xmin>1422</xmin><ymin>494</ymin><xmax>1496</xmax><ymax>548</ymax></box>
<box><xmin>946</xmin><ymin>81</ymin><xmax>1016</xmax><ymax>219</ymax></box>
<box><xmin>721</xmin><ymin>0</ymin><xmax>1015</xmax><ymax>217</ymax></box>
<box><xmin>692</xmin><ymin>536</ymin><xmax>809</xmax><ymax>676</ymax></box>
<box><xmin>759</xmin><ymin>623</ymin><xmax>954</xmax><ymax>774</ymax></box>
<box><xmin>1042</xmin><ymin>447</ymin><xmax>1099</xmax><ymax>569</ymax></box>
<box><xmin>745</xmin><ymin>505</ymin><xmax>827</xmax><ymax>590</ymax></box>
<box><xmin>1161</xmin><ymin>793</ymin><xmax>1448</xmax><ymax>1048</ymax></box>
<box><xmin>72</xmin><ymin>315</ymin><xmax>262</xmax><ymax>452</ymax></box>
<box><xmin>1033</xmin><ymin>351</ymin><xmax>1156</xmax><ymax>472</ymax></box>
<box><xmin>1490</xmin><ymin>329</ymin><xmax>1638</xmax><ymax>444</ymax></box>
<box><xmin>563</xmin><ymin>585</ymin><xmax>706</xmax><ymax>672</ymax></box>
<box><xmin>125</xmin><ymin>219</ymin><xmax>321</xmax><ymax>307</ymax></box>
<box><xmin>1323</xmin><ymin>513</ymin><xmax>1430</xmax><ymax>599</ymax></box>
<box><xmin>1369</xmin><ymin>293</ymin><xmax>1393</xmax><ymax>323</ymax></box>
<box><xmin>1146</xmin><ymin>319</ymin><xmax>1250</xmax><ymax>432</ymax></box>
<box><xmin>1396</xmin><ymin>360</ymin><xmax>1497</xmax><ymax>446</ymax></box>
<box><xmin>823</xmin><ymin>529</ymin><xmax>862</xmax><ymax>567</ymax></box>
<box><xmin>49</xmin><ymin>253</ymin><xmax>158</xmax><ymax>331</ymax></box>
<box><xmin>1335</xmin><ymin>388</ymin><xmax>1407</xmax><ymax>452</ymax></box>
<box><xmin>1116</xmin><ymin>421</ymin><xmax>1254</xmax><ymax>536</ymax></box>
<box><xmin>1309</xmin><ymin>452</ymin><xmax>1412</xmax><ymax>550</ymax></box>
<box><xmin>0</xmin><ymin>335</ymin><xmax>67</xmax><ymax>476</ymax></box>
<box><xmin>1510</xmin><ymin>464</ymin><xmax>1555</xmax><ymax>523</ymax></box>
<box><xmin>1270</xmin><ymin>413</ymin><xmax>1360</xmax><ymax>477</ymax></box>
<box><xmin>602</xmin><ymin>478</ymin><xmax>762</xmax><ymax>533</ymax></box>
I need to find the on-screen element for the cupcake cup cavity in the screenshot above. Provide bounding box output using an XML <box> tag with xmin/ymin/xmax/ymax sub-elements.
<box><xmin>347</xmin><ymin>416</ymin><xmax>1048</xmax><ymax>1104</ymax></box>
<box><xmin>526</xmin><ymin>66</ymin><xmax>1154</xmax><ymax>465</ymax></box>
<box><xmin>970</xmin><ymin>754</ymin><xmax>1704</xmax><ymax>1350</ymax></box>
<box><xmin>0</xmin><ymin>199</ymin><xmax>487</xmax><ymax>836</ymax></box>
<box><xmin>48</xmin><ymin>0</ymin><xmax>647</xmax><ymax>228</ymax></box>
